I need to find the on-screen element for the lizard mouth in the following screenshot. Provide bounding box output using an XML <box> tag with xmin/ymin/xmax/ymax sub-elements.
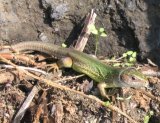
<box><xmin>118</xmin><ymin>67</ymin><xmax>148</xmax><ymax>88</ymax></box>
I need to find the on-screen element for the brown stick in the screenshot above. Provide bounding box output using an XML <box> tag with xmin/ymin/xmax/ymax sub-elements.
<box><xmin>74</xmin><ymin>9</ymin><xmax>97</xmax><ymax>51</ymax></box>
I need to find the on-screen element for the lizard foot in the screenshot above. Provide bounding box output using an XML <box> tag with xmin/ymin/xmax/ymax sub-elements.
<box><xmin>46</xmin><ymin>63</ymin><xmax>59</xmax><ymax>73</ymax></box>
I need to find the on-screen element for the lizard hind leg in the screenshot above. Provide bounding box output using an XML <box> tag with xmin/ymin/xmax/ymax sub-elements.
<box><xmin>57</xmin><ymin>57</ymin><xmax>72</xmax><ymax>68</ymax></box>
<box><xmin>46</xmin><ymin>63</ymin><xmax>60</xmax><ymax>73</ymax></box>
<box><xmin>46</xmin><ymin>57</ymin><xmax>72</xmax><ymax>73</ymax></box>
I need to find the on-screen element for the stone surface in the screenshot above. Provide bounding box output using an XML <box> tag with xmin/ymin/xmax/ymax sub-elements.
<box><xmin>0</xmin><ymin>0</ymin><xmax>160</xmax><ymax>64</ymax></box>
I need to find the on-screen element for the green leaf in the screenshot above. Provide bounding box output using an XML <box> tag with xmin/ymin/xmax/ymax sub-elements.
<box><xmin>88</xmin><ymin>24</ymin><xmax>98</xmax><ymax>35</ymax></box>
<box><xmin>88</xmin><ymin>24</ymin><xmax>96</xmax><ymax>30</ymax></box>
<box><xmin>104</xmin><ymin>101</ymin><xmax>111</xmax><ymax>106</ymax></box>
<box><xmin>111</xmin><ymin>56</ymin><xmax>116</xmax><ymax>60</ymax></box>
<box><xmin>149</xmin><ymin>111</ymin><xmax>154</xmax><ymax>116</ymax></box>
<box><xmin>126</xmin><ymin>51</ymin><xmax>133</xmax><ymax>55</ymax></box>
<box><xmin>144</xmin><ymin>115</ymin><xmax>150</xmax><ymax>123</ymax></box>
<box><xmin>92</xmin><ymin>30</ymin><xmax>98</xmax><ymax>35</ymax></box>
<box><xmin>62</xmin><ymin>43</ymin><xmax>67</xmax><ymax>48</ymax></box>
<box><xmin>124</xmin><ymin>62</ymin><xmax>133</xmax><ymax>66</ymax></box>
<box><xmin>113</xmin><ymin>63</ymin><xmax>121</xmax><ymax>67</ymax></box>
<box><xmin>132</xmin><ymin>52</ymin><xmax>137</xmax><ymax>58</ymax></box>
<box><xmin>99</xmin><ymin>28</ymin><xmax>105</xmax><ymax>32</ymax></box>
<box><xmin>144</xmin><ymin>111</ymin><xmax>154</xmax><ymax>123</ymax></box>
<box><xmin>129</xmin><ymin>57</ymin><xmax>135</xmax><ymax>62</ymax></box>
<box><xmin>100</xmin><ymin>32</ymin><xmax>107</xmax><ymax>37</ymax></box>
<box><xmin>122</xmin><ymin>53</ymin><xmax>127</xmax><ymax>57</ymax></box>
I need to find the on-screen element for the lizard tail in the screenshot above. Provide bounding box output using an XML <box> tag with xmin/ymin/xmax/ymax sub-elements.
<box><xmin>2</xmin><ymin>41</ymin><xmax>69</xmax><ymax>58</ymax></box>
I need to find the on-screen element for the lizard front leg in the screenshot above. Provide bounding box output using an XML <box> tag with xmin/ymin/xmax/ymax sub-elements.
<box><xmin>97</xmin><ymin>82</ymin><xmax>110</xmax><ymax>99</ymax></box>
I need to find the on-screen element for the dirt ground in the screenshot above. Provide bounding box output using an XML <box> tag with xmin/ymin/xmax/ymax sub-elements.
<box><xmin>0</xmin><ymin>0</ymin><xmax>160</xmax><ymax>123</ymax></box>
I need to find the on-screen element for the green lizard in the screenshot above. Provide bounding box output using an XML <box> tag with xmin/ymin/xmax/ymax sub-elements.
<box><xmin>2</xmin><ymin>41</ymin><xmax>148</xmax><ymax>98</ymax></box>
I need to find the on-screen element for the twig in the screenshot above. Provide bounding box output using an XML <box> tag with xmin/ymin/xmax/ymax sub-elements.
<box><xmin>33</xmin><ymin>91</ymin><xmax>47</xmax><ymax>123</ymax></box>
<box><xmin>139</xmin><ymin>89</ymin><xmax>160</xmax><ymax>103</ymax></box>
<box><xmin>75</xmin><ymin>9</ymin><xmax>97</xmax><ymax>51</ymax></box>
<box><xmin>101</xmin><ymin>56</ymin><xmax>124</xmax><ymax>63</ymax></box>
<box><xmin>142</xmin><ymin>70</ymin><xmax>160</xmax><ymax>77</ymax></box>
<box><xmin>12</xmin><ymin>86</ymin><xmax>39</xmax><ymax>123</ymax></box>
<box><xmin>147</xmin><ymin>58</ymin><xmax>157</xmax><ymax>67</ymax></box>
<box><xmin>0</xmin><ymin>53</ymin><xmax>36</xmax><ymax>65</ymax></box>
<box><xmin>0</xmin><ymin>59</ymin><xmax>86</xmax><ymax>87</ymax></box>
<box><xmin>1</xmin><ymin>64</ymin><xmax>47</xmax><ymax>75</ymax></box>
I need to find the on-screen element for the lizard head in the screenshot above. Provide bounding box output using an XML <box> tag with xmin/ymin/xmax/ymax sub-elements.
<box><xmin>118</xmin><ymin>67</ymin><xmax>149</xmax><ymax>88</ymax></box>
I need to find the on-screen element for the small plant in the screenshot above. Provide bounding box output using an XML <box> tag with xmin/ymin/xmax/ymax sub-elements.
<box><xmin>104</xmin><ymin>101</ymin><xmax>111</xmax><ymax>107</ymax></box>
<box><xmin>113</xmin><ymin>50</ymin><xmax>137</xmax><ymax>67</ymax></box>
<box><xmin>122</xmin><ymin>51</ymin><xmax>137</xmax><ymax>63</ymax></box>
<box><xmin>144</xmin><ymin>111</ymin><xmax>154</xmax><ymax>123</ymax></box>
<box><xmin>88</xmin><ymin>24</ymin><xmax>107</xmax><ymax>55</ymax></box>
<box><xmin>61</xmin><ymin>43</ymin><xmax>67</xmax><ymax>48</ymax></box>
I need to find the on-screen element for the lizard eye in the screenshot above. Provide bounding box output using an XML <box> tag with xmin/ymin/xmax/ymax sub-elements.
<box><xmin>131</xmin><ymin>76</ymin><xmax>136</xmax><ymax>80</ymax></box>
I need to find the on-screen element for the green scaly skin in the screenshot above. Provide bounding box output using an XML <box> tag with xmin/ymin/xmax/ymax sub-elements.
<box><xmin>2</xmin><ymin>41</ymin><xmax>148</xmax><ymax>98</ymax></box>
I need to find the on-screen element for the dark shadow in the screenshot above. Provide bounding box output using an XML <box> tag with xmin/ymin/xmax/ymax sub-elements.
<box><xmin>143</xmin><ymin>0</ymin><xmax>160</xmax><ymax>65</ymax></box>
<box><xmin>37</xmin><ymin>0</ymin><xmax>85</xmax><ymax>44</ymax></box>
<box><xmin>149</xmin><ymin>115</ymin><xmax>160</xmax><ymax>123</ymax></box>
<box><xmin>110</xmin><ymin>0</ymin><xmax>160</xmax><ymax>65</ymax></box>
<box><xmin>38</xmin><ymin>0</ymin><xmax>53</xmax><ymax>27</ymax></box>
<box><xmin>64</xmin><ymin>16</ymin><xmax>86</xmax><ymax>47</ymax></box>
<box><xmin>142</xmin><ymin>1</ymin><xmax>160</xmax><ymax>122</ymax></box>
<box><xmin>110</xmin><ymin>2</ymin><xmax>139</xmax><ymax>51</ymax></box>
